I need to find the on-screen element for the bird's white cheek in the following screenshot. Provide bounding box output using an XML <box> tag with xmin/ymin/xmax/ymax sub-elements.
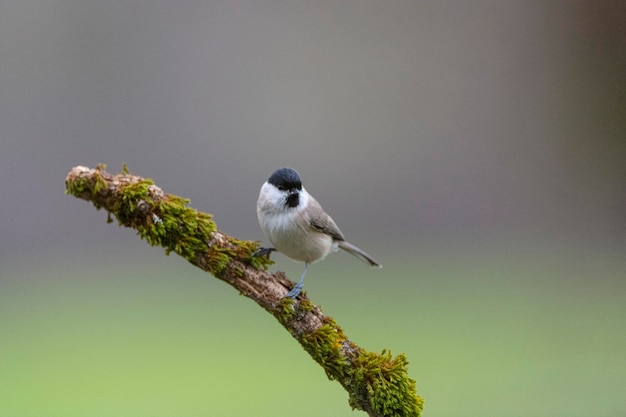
<box><xmin>258</xmin><ymin>184</ymin><xmax>289</xmax><ymax>213</ymax></box>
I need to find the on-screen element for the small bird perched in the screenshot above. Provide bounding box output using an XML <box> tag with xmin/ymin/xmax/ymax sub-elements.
<box><xmin>256</xmin><ymin>167</ymin><xmax>381</xmax><ymax>298</ymax></box>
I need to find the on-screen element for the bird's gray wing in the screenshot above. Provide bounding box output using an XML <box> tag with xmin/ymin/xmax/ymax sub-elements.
<box><xmin>306</xmin><ymin>197</ymin><xmax>345</xmax><ymax>241</ymax></box>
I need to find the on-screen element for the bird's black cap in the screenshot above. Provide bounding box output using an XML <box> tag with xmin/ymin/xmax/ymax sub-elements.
<box><xmin>267</xmin><ymin>167</ymin><xmax>302</xmax><ymax>191</ymax></box>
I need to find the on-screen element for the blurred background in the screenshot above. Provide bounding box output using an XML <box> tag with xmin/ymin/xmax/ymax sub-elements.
<box><xmin>1</xmin><ymin>1</ymin><xmax>625</xmax><ymax>416</ymax></box>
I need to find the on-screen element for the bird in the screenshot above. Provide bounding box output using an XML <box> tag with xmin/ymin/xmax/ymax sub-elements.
<box><xmin>256</xmin><ymin>167</ymin><xmax>381</xmax><ymax>298</ymax></box>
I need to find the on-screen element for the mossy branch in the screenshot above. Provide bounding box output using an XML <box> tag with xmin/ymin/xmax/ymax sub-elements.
<box><xmin>65</xmin><ymin>164</ymin><xmax>424</xmax><ymax>417</ymax></box>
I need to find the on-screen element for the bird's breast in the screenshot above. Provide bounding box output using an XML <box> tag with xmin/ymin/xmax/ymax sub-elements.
<box><xmin>260</xmin><ymin>209</ymin><xmax>334</xmax><ymax>263</ymax></box>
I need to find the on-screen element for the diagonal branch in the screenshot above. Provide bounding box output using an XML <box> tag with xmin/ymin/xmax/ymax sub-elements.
<box><xmin>65</xmin><ymin>164</ymin><xmax>423</xmax><ymax>417</ymax></box>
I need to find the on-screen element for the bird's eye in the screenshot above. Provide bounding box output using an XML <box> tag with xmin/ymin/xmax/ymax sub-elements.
<box><xmin>277</xmin><ymin>185</ymin><xmax>285</xmax><ymax>191</ymax></box>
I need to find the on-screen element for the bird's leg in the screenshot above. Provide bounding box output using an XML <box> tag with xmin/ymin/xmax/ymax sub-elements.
<box><xmin>253</xmin><ymin>246</ymin><xmax>276</xmax><ymax>258</ymax></box>
<box><xmin>286</xmin><ymin>263</ymin><xmax>309</xmax><ymax>299</ymax></box>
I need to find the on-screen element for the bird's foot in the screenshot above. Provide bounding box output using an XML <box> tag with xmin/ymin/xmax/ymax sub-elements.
<box><xmin>285</xmin><ymin>281</ymin><xmax>304</xmax><ymax>299</ymax></box>
<box><xmin>253</xmin><ymin>246</ymin><xmax>275</xmax><ymax>258</ymax></box>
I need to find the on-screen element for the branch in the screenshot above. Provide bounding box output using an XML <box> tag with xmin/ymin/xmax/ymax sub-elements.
<box><xmin>65</xmin><ymin>164</ymin><xmax>424</xmax><ymax>417</ymax></box>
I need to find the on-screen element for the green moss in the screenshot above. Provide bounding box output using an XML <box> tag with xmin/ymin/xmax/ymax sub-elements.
<box><xmin>66</xmin><ymin>165</ymin><xmax>264</xmax><ymax>270</ymax></box>
<box><xmin>109</xmin><ymin>179</ymin><xmax>151</xmax><ymax>230</ymax></box>
<box><xmin>91</xmin><ymin>172</ymin><xmax>108</xmax><ymax>196</ymax></box>
<box><xmin>81</xmin><ymin>170</ymin><xmax>216</xmax><ymax>262</ymax></box>
<box><xmin>296</xmin><ymin>313</ymin><xmax>424</xmax><ymax>417</ymax></box>
<box><xmin>129</xmin><ymin>194</ymin><xmax>216</xmax><ymax>261</ymax></box>
<box><xmin>348</xmin><ymin>349</ymin><xmax>423</xmax><ymax>417</ymax></box>
<box><xmin>276</xmin><ymin>297</ymin><xmax>296</xmax><ymax>323</ymax></box>
<box><xmin>298</xmin><ymin>298</ymin><xmax>315</xmax><ymax>313</ymax></box>
<box><xmin>205</xmin><ymin>246</ymin><xmax>233</xmax><ymax>276</ymax></box>
<box><xmin>64</xmin><ymin>167</ymin><xmax>109</xmax><ymax>210</ymax></box>
<box><xmin>65</xmin><ymin>175</ymin><xmax>89</xmax><ymax>195</ymax></box>
<box><xmin>274</xmin><ymin>293</ymin><xmax>315</xmax><ymax>326</ymax></box>
<box><xmin>240</xmin><ymin>241</ymin><xmax>274</xmax><ymax>270</ymax></box>
<box><xmin>300</xmin><ymin>319</ymin><xmax>349</xmax><ymax>380</ymax></box>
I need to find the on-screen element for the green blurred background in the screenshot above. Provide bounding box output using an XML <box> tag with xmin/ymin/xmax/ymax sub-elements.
<box><xmin>1</xmin><ymin>1</ymin><xmax>625</xmax><ymax>416</ymax></box>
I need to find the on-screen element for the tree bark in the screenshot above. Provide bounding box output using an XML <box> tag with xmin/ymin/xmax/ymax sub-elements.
<box><xmin>65</xmin><ymin>164</ymin><xmax>423</xmax><ymax>417</ymax></box>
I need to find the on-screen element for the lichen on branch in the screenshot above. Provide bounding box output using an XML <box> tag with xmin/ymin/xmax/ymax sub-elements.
<box><xmin>65</xmin><ymin>164</ymin><xmax>424</xmax><ymax>417</ymax></box>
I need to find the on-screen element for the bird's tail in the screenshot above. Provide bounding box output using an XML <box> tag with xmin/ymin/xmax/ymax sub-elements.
<box><xmin>338</xmin><ymin>241</ymin><xmax>382</xmax><ymax>268</ymax></box>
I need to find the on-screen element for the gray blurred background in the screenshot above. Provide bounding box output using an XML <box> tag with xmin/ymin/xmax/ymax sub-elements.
<box><xmin>1</xmin><ymin>1</ymin><xmax>625</xmax><ymax>416</ymax></box>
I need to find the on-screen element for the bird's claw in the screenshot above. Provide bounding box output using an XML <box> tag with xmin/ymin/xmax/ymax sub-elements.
<box><xmin>253</xmin><ymin>246</ymin><xmax>275</xmax><ymax>258</ymax></box>
<box><xmin>285</xmin><ymin>281</ymin><xmax>304</xmax><ymax>299</ymax></box>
